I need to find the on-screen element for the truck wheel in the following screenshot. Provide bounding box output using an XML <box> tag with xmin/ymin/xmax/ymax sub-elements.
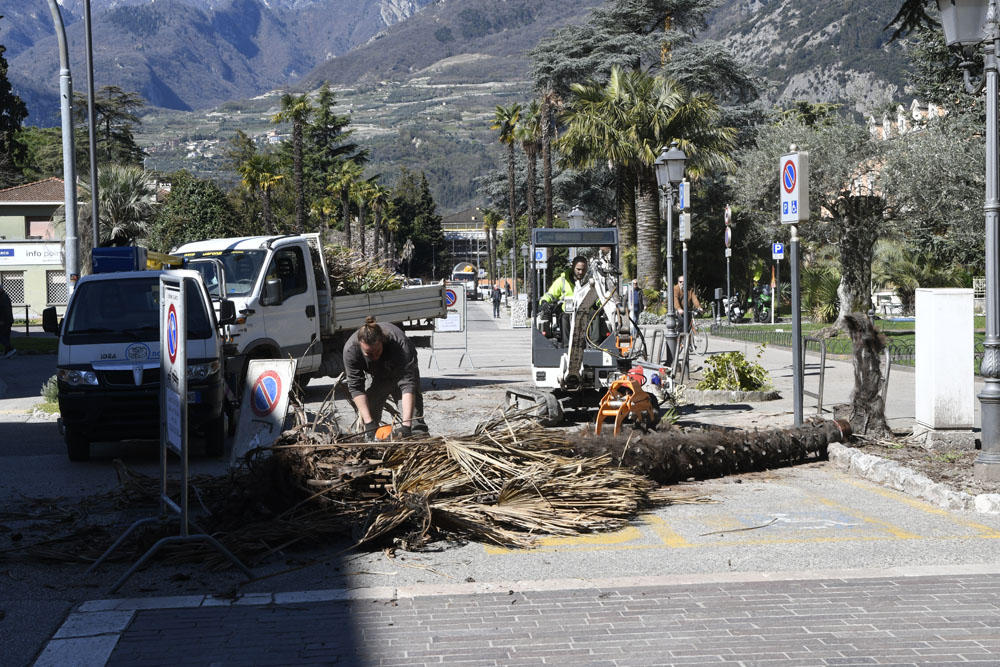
<box><xmin>203</xmin><ymin>413</ymin><xmax>226</xmax><ymax>458</ymax></box>
<box><xmin>65</xmin><ymin>429</ymin><xmax>90</xmax><ymax>462</ymax></box>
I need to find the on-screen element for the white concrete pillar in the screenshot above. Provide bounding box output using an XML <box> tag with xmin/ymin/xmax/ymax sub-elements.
<box><xmin>915</xmin><ymin>288</ymin><xmax>975</xmax><ymax>447</ymax></box>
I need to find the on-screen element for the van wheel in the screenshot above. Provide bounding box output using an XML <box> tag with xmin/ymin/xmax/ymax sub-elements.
<box><xmin>65</xmin><ymin>430</ymin><xmax>90</xmax><ymax>462</ymax></box>
<box><xmin>204</xmin><ymin>413</ymin><xmax>226</xmax><ymax>458</ymax></box>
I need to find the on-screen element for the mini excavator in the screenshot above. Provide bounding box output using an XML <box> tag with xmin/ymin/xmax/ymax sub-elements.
<box><xmin>505</xmin><ymin>228</ymin><xmax>669</xmax><ymax>434</ymax></box>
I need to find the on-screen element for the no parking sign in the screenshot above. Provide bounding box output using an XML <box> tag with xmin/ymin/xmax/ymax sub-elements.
<box><xmin>231</xmin><ymin>359</ymin><xmax>297</xmax><ymax>467</ymax></box>
<box><xmin>160</xmin><ymin>275</ymin><xmax>186</xmax><ymax>454</ymax></box>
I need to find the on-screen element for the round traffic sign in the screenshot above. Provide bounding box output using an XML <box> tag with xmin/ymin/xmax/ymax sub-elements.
<box><xmin>166</xmin><ymin>304</ymin><xmax>179</xmax><ymax>363</ymax></box>
<box><xmin>444</xmin><ymin>289</ymin><xmax>457</xmax><ymax>307</ymax></box>
<box><xmin>782</xmin><ymin>160</ymin><xmax>797</xmax><ymax>194</ymax></box>
<box><xmin>251</xmin><ymin>370</ymin><xmax>283</xmax><ymax>417</ymax></box>
<box><xmin>724</xmin><ymin>227</ymin><xmax>732</xmax><ymax>248</ymax></box>
<box><xmin>724</xmin><ymin>205</ymin><xmax>731</xmax><ymax>225</ymax></box>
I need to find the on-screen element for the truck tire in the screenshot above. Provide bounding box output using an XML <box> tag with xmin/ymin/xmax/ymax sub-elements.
<box><xmin>203</xmin><ymin>412</ymin><xmax>226</xmax><ymax>458</ymax></box>
<box><xmin>65</xmin><ymin>429</ymin><xmax>90</xmax><ymax>462</ymax></box>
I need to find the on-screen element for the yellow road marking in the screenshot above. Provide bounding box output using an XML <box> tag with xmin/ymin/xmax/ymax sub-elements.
<box><xmin>644</xmin><ymin>516</ymin><xmax>693</xmax><ymax>548</ymax></box>
<box><xmin>808</xmin><ymin>494</ymin><xmax>920</xmax><ymax>539</ymax></box>
<box><xmin>843</xmin><ymin>478</ymin><xmax>1000</xmax><ymax>537</ymax></box>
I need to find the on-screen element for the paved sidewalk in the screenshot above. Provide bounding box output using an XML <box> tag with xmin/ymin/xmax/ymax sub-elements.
<box><xmin>37</xmin><ymin>565</ymin><xmax>1000</xmax><ymax>666</ymax></box>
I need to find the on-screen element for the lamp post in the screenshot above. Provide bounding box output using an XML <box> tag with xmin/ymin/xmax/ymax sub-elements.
<box><xmin>936</xmin><ymin>0</ymin><xmax>1000</xmax><ymax>481</ymax></box>
<box><xmin>654</xmin><ymin>141</ymin><xmax>688</xmax><ymax>362</ymax></box>
<box><xmin>521</xmin><ymin>243</ymin><xmax>529</xmax><ymax>298</ymax></box>
<box><xmin>509</xmin><ymin>247</ymin><xmax>515</xmax><ymax>296</ymax></box>
<box><xmin>567</xmin><ymin>206</ymin><xmax>585</xmax><ymax>259</ymax></box>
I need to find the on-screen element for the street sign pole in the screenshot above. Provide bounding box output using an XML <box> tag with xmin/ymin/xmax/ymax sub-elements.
<box><xmin>791</xmin><ymin>225</ymin><xmax>803</xmax><ymax>426</ymax></box>
<box><xmin>780</xmin><ymin>147</ymin><xmax>809</xmax><ymax>427</ymax></box>
<box><xmin>724</xmin><ymin>205</ymin><xmax>732</xmax><ymax>310</ymax></box>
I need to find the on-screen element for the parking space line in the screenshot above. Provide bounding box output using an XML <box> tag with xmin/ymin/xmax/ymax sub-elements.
<box><xmin>842</xmin><ymin>477</ymin><xmax>1000</xmax><ymax>537</ymax></box>
<box><xmin>807</xmin><ymin>494</ymin><xmax>921</xmax><ymax>539</ymax></box>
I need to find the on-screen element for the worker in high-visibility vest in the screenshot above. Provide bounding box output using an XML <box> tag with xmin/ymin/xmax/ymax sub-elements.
<box><xmin>538</xmin><ymin>255</ymin><xmax>588</xmax><ymax>344</ymax></box>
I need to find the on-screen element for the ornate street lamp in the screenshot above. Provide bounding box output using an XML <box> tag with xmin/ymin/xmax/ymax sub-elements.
<box><xmin>567</xmin><ymin>206</ymin><xmax>585</xmax><ymax>259</ymax></box>
<box><xmin>654</xmin><ymin>141</ymin><xmax>688</xmax><ymax>362</ymax></box>
<box><xmin>936</xmin><ymin>0</ymin><xmax>1000</xmax><ymax>481</ymax></box>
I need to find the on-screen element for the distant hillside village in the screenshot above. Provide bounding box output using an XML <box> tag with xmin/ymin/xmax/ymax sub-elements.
<box><xmin>143</xmin><ymin>129</ymin><xmax>289</xmax><ymax>162</ymax></box>
<box><xmin>867</xmin><ymin>99</ymin><xmax>948</xmax><ymax>141</ymax></box>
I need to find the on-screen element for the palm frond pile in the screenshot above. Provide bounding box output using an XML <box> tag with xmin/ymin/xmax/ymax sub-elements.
<box><xmin>322</xmin><ymin>244</ymin><xmax>401</xmax><ymax>295</ymax></box>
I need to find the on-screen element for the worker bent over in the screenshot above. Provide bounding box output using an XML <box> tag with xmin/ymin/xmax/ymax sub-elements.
<box><xmin>343</xmin><ymin>316</ymin><xmax>428</xmax><ymax>440</ymax></box>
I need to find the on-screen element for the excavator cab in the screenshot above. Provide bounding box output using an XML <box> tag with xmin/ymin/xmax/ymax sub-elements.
<box><xmin>507</xmin><ymin>228</ymin><xmax>648</xmax><ymax>425</ymax></box>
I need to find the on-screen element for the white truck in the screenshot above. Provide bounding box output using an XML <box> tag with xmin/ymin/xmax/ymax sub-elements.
<box><xmin>173</xmin><ymin>234</ymin><xmax>447</xmax><ymax>390</ymax></box>
<box><xmin>42</xmin><ymin>264</ymin><xmax>235</xmax><ymax>461</ymax></box>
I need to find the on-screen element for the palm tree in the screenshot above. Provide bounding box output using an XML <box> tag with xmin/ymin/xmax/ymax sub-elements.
<box><xmin>327</xmin><ymin>160</ymin><xmax>364</xmax><ymax>247</ymax></box>
<box><xmin>559</xmin><ymin>67</ymin><xmax>734</xmax><ymax>289</ymax></box>
<box><xmin>491</xmin><ymin>103</ymin><xmax>521</xmax><ymax>278</ymax></box>
<box><xmin>238</xmin><ymin>153</ymin><xmax>284</xmax><ymax>234</ymax></box>
<box><xmin>516</xmin><ymin>101</ymin><xmax>542</xmax><ymax>233</ymax></box>
<box><xmin>873</xmin><ymin>240</ymin><xmax>964</xmax><ymax>314</ymax></box>
<box><xmin>60</xmin><ymin>164</ymin><xmax>158</xmax><ymax>273</ymax></box>
<box><xmin>352</xmin><ymin>177</ymin><xmax>377</xmax><ymax>256</ymax></box>
<box><xmin>539</xmin><ymin>89</ymin><xmax>560</xmax><ymax>228</ymax></box>
<box><xmin>273</xmin><ymin>92</ymin><xmax>313</xmax><ymax>233</ymax></box>
<box><xmin>367</xmin><ymin>184</ymin><xmax>391</xmax><ymax>260</ymax></box>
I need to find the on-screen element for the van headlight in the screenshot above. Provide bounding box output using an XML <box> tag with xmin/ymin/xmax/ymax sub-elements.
<box><xmin>187</xmin><ymin>360</ymin><xmax>221</xmax><ymax>380</ymax></box>
<box><xmin>58</xmin><ymin>368</ymin><xmax>99</xmax><ymax>386</ymax></box>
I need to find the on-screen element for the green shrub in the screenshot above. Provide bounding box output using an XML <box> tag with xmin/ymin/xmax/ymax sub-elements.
<box><xmin>696</xmin><ymin>349</ymin><xmax>772</xmax><ymax>391</ymax></box>
<box><xmin>40</xmin><ymin>374</ymin><xmax>59</xmax><ymax>403</ymax></box>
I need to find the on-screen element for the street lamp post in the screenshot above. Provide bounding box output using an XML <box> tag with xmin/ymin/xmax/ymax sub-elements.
<box><xmin>509</xmin><ymin>248</ymin><xmax>515</xmax><ymax>296</ymax></box>
<box><xmin>521</xmin><ymin>243</ymin><xmax>529</xmax><ymax>298</ymax></box>
<box><xmin>936</xmin><ymin>0</ymin><xmax>1000</xmax><ymax>481</ymax></box>
<box><xmin>567</xmin><ymin>206</ymin><xmax>585</xmax><ymax>260</ymax></box>
<box><xmin>654</xmin><ymin>141</ymin><xmax>688</xmax><ymax>363</ymax></box>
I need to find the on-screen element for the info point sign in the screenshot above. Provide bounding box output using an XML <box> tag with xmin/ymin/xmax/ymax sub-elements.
<box><xmin>779</xmin><ymin>151</ymin><xmax>809</xmax><ymax>224</ymax></box>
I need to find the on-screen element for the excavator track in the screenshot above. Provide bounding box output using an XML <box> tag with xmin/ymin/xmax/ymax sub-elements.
<box><xmin>505</xmin><ymin>384</ymin><xmax>564</xmax><ymax>426</ymax></box>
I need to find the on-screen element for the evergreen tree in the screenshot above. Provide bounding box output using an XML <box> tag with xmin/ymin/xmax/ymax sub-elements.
<box><xmin>73</xmin><ymin>86</ymin><xmax>146</xmax><ymax>166</ymax></box>
<box><xmin>148</xmin><ymin>171</ymin><xmax>246</xmax><ymax>252</ymax></box>
<box><xmin>391</xmin><ymin>169</ymin><xmax>446</xmax><ymax>281</ymax></box>
<box><xmin>0</xmin><ymin>15</ymin><xmax>28</xmax><ymax>188</ymax></box>
<box><xmin>305</xmin><ymin>83</ymin><xmax>365</xmax><ymax>202</ymax></box>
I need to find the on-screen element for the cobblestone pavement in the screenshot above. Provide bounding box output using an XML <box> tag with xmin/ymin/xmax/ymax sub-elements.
<box><xmin>39</xmin><ymin>567</ymin><xmax>1000</xmax><ymax>666</ymax></box>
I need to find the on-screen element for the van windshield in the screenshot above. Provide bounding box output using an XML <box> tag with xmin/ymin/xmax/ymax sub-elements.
<box><xmin>179</xmin><ymin>250</ymin><xmax>266</xmax><ymax>297</ymax></box>
<box><xmin>63</xmin><ymin>277</ymin><xmax>214</xmax><ymax>343</ymax></box>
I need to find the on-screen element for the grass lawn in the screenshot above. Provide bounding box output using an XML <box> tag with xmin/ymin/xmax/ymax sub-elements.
<box><xmin>9</xmin><ymin>336</ymin><xmax>58</xmax><ymax>355</ymax></box>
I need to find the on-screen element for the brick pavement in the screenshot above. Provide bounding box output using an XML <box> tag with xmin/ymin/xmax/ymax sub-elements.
<box><xmin>36</xmin><ymin>567</ymin><xmax>1000</xmax><ymax>666</ymax></box>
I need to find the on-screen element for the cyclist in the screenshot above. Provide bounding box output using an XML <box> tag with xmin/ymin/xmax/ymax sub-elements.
<box><xmin>673</xmin><ymin>275</ymin><xmax>703</xmax><ymax>326</ymax></box>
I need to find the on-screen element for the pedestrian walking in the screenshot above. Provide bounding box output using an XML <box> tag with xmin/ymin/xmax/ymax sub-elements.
<box><xmin>626</xmin><ymin>279</ymin><xmax>645</xmax><ymax>337</ymax></box>
<box><xmin>0</xmin><ymin>285</ymin><xmax>14</xmax><ymax>358</ymax></box>
<box><xmin>491</xmin><ymin>285</ymin><xmax>502</xmax><ymax>318</ymax></box>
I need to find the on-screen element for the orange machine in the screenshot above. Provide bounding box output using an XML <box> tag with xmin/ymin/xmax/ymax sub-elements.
<box><xmin>594</xmin><ymin>368</ymin><xmax>658</xmax><ymax>435</ymax></box>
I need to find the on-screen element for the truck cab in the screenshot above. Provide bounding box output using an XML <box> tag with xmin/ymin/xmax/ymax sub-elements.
<box><xmin>43</xmin><ymin>263</ymin><xmax>233</xmax><ymax>461</ymax></box>
<box><xmin>174</xmin><ymin>234</ymin><xmax>328</xmax><ymax>385</ymax></box>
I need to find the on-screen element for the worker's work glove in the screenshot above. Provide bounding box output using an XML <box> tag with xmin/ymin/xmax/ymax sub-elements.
<box><xmin>362</xmin><ymin>421</ymin><xmax>377</xmax><ymax>442</ymax></box>
<box><xmin>397</xmin><ymin>425</ymin><xmax>412</xmax><ymax>440</ymax></box>
<box><xmin>540</xmin><ymin>301</ymin><xmax>554</xmax><ymax>320</ymax></box>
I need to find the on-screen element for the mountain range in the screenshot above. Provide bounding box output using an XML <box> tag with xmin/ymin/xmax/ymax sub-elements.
<box><xmin>3</xmin><ymin>0</ymin><xmax>920</xmax><ymax>212</ymax></box>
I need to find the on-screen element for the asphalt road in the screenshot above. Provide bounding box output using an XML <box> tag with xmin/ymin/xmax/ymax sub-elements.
<box><xmin>3</xmin><ymin>303</ymin><xmax>999</xmax><ymax>666</ymax></box>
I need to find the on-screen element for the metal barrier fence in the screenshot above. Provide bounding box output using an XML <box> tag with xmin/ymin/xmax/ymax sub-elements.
<box><xmin>710</xmin><ymin>325</ymin><xmax>985</xmax><ymax>375</ymax></box>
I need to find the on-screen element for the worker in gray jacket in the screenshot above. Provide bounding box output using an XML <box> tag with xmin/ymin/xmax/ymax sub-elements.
<box><xmin>343</xmin><ymin>315</ymin><xmax>427</xmax><ymax>440</ymax></box>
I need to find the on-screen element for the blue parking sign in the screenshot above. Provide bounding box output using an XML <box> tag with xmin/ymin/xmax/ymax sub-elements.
<box><xmin>783</xmin><ymin>202</ymin><xmax>788</xmax><ymax>215</ymax></box>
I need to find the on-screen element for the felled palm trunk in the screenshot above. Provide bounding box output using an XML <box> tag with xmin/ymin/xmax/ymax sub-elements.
<box><xmin>572</xmin><ymin>421</ymin><xmax>851</xmax><ymax>485</ymax></box>
<box><xmin>843</xmin><ymin>312</ymin><xmax>892</xmax><ymax>438</ymax></box>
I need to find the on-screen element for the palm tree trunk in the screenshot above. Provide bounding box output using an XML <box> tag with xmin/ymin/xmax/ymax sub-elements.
<box><xmin>506</xmin><ymin>145</ymin><xmax>517</xmax><ymax>240</ymax></box>
<box><xmin>342</xmin><ymin>194</ymin><xmax>352</xmax><ymax>248</ymax></box>
<box><xmin>262</xmin><ymin>188</ymin><xmax>274</xmax><ymax>234</ymax></box>
<box><xmin>635</xmin><ymin>168</ymin><xmax>661</xmax><ymax>290</ymax></box>
<box><xmin>620</xmin><ymin>168</ymin><xmax>638</xmax><ymax>279</ymax></box>
<box><xmin>359</xmin><ymin>200</ymin><xmax>367</xmax><ymax>256</ymax></box>
<box><xmin>293</xmin><ymin>122</ymin><xmax>305</xmax><ymax>233</ymax></box>
<box><xmin>541</xmin><ymin>100</ymin><xmax>553</xmax><ymax>228</ymax></box>
<box><xmin>526</xmin><ymin>148</ymin><xmax>537</xmax><ymax>230</ymax></box>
